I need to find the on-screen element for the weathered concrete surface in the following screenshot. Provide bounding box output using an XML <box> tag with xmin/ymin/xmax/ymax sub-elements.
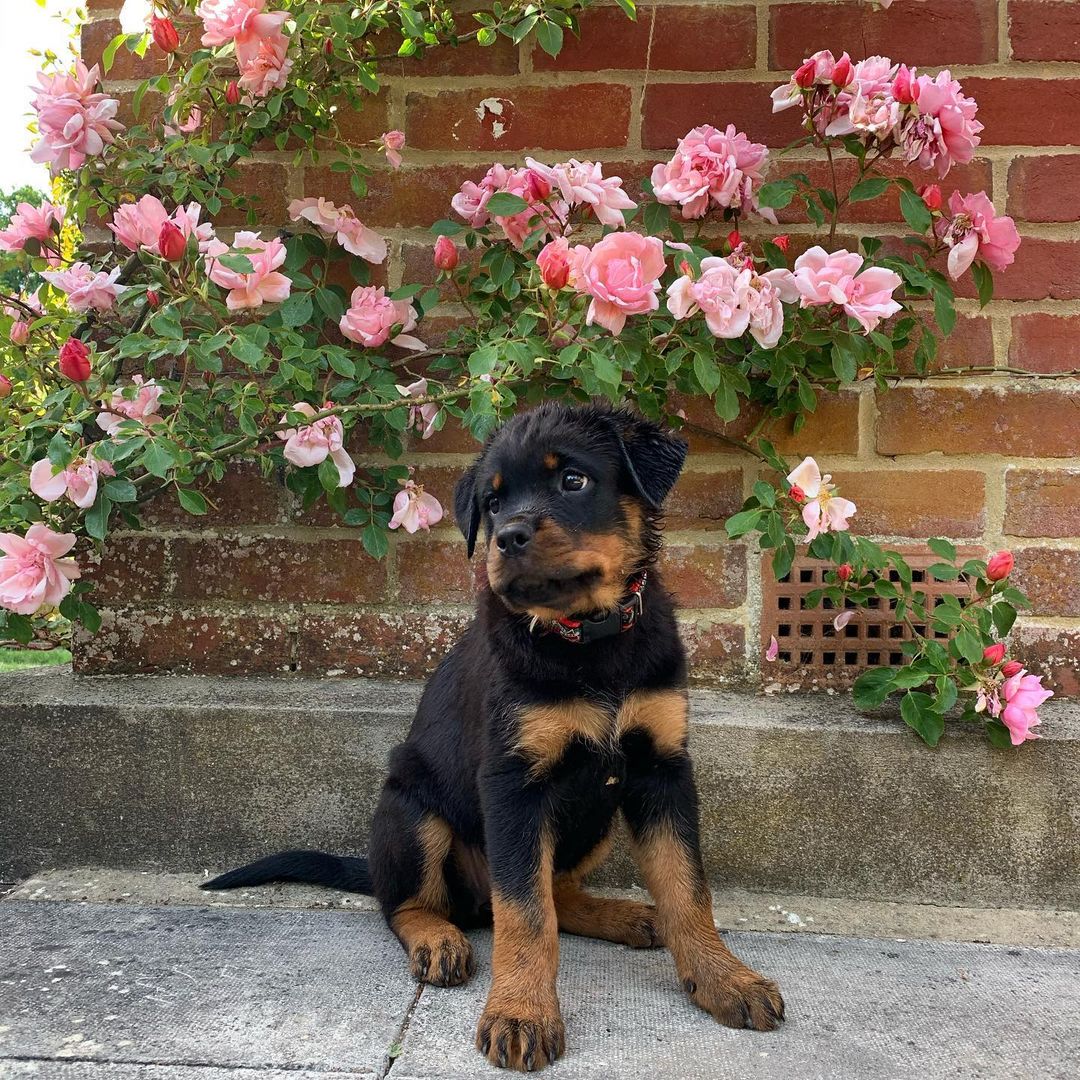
<box><xmin>2</xmin><ymin>670</ymin><xmax>1078</xmax><ymax>906</ymax></box>
<box><xmin>9</xmin><ymin>869</ymin><xmax>1080</xmax><ymax>949</ymax></box>
<box><xmin>0</xmin><ymin>901</ymin><xmax>1077</xmax><ymax>1079</ymax></box>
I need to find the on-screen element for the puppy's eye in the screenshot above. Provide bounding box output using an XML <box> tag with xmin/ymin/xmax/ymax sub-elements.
<box><xmin>561</xmin><ymin>471</ymin><xmax>588</xmax><ymax>492</ymax></box>
<box><xmin>486</xmin><ymin>495</ymin><xmax>501</xmax><ymax>515</ymax></box>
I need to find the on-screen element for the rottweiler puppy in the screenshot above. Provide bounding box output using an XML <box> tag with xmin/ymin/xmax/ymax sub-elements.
<box><xmin>204</xmin><ymin>401</ymin><xmax>784</xmax><ymax>1071</ymax></box>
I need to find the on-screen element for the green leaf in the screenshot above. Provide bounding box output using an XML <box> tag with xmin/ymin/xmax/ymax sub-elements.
<box><xmin>613</xmin><ymin>0</ymin><xmax>637</xmax><ymax>18</ymax></box>
<box><xmin>927</xmin><ymin>563</ymin><xmax>960</xmax><ymax>581</ymax></box>
<box><xmin>725</xmin><ymin>508</ymin><xmax>764</xmax><ymax>539</ymax></box>
<box><xmin>956</xmin><ymin>626</ymin><xmax>985</xmax><ymax>666</ymax></box>
<box><xmin>693</xmin><ymin>353</ymin><xmax>721</xmax><ymax>395</ymax></box>
<box><xmin>141</xmin><ymin>441</ymin><xmax>177</xmax><ymax>478</ymax></box>
<box><xmin>361</xmin><ymin>523</ymin><xmax>389</xmax><ymax>559</ymax></box>
<box><xmin>933</xmin><ymin>676</ymin><xmax>958</xmax><ymax>714</ymax></box>
<box><xmin>76</xmin><ymin>600</ymin><xmax>101</xmax><ymax>634</ymax></box>
<box><xmin>535</xmin><ymin>19</ymin><xmax>564</xmax><ymax>57</ymax></box>
<box><xmin>177</xmin><ymin>489</ymin><xmax>208</xmax><ymax>516</ymax></box>
<box><xmin>985</xmin><ymin>718</ymin><xmax>1013</xmax><ymax>749</ymax></box>
<box><xmin>484</xmin><ymin>192</ymin><xmax>530</xmax><ymax>216</ymax></box>
<box><xmin>934</xmin><ymin>288</ymin><xmax>957</xmax><ymax>336</ymax></box>
<box><xmin>928</xmin><ymin>537</ymin><xmax>957</xmax><ymax>562</ymax></box>
<box><xmin>328</xmin><ymin>352</ymin><xmax>355</xmax><ymax>378</ymax></box>
<box><xmin>972</xmin><ymin>262</ymin><xmax>994</xmax><ymax>307</ymax></box>
<box><xmin>1</xmin><ymin>612</ymin><xmax>34</xmax><ymax>644</ymax></box>
<box><xmin>852</xmin><ymin>667</ymin><xmax>895</xmax><ymax>709</ymax></box>
<box><xmin>85</xmin><ymin>494</ymin><xmax>113</xmax><ymax>541</ymax></box>
<box><xmin>901</xmin><ymin>691</ymin><xmax>944</xmax><ymax>747</ymax></box>
<box><xmin>47</xmin><ymin>431</ymin><xmax>72</xmax><ymax>469</ymax></box>
<box><xmin>280</xmin><ymin>291</ymin><xmax>313</xmax><ymax>328</ymax></box>
<box><xmin>431</xmin><ymin>219</ymin><xmax>464</xmax><ymax>236</ymax></box>
<box><xmin>101</xmin><ymin>32</ymin><xmax>126</xmax><ymax>74</ymax></box>
<box><xmin>216</xmin><ymin>253</ymin><xmax>256</xmax><ymax>274</ymax></box>
<box><xmin>757</xmin><ymin>180</ymin><xmax>797</xmax><ymax>210</ymax></box>
<box><xmin>772</xmin><ymin>539</ymin><xmax>795</xmax><ymax>581</ymax></box>
<box><xmin>318</xmin><ymin>456</ymin><xmax>341</xmax><ymax>493</ymax></box>
<box><xmin>643</xmin><ymin>200</ymin><xmax>670</xmax><ymax>236</ymax></box>
<box><xmin>103</xmin><ymin>479</ymin><xmax>137</xmax><ymax>503</ymax></box>
<box><xmin>900</xmin><ymin>188</ymin><xmax>933</xmax><ymax>234</ymax></box>
<box><xmin>848</xmin><ymin>177</ymin><xmax>890</xmax><ymax>203</ymax></box>
<box><xmin>992</xmin><ymin>602</ymin><xmax>1017</xmax><ymax>638</ymax></box>
<box><xmin>315</xmin><ymin>288</ymin><xmax>345</xmax><ymax>322</ymax></box>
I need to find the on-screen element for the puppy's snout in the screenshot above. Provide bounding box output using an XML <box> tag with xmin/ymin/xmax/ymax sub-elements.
<box><xmin>495</xmin><ymin>519</ymin><xmax>534</xmax><ymax>558</ymax></box>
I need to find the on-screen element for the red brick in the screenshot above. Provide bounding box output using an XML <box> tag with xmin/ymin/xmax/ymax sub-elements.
<box><xmin>172</xmin><ymin>537</ymin><xmax>387</xmax><ymax>603</ymax></box>
<box><xmin>533</xmin><ymin>5</ymin><xmax>756</xmax><ymax>73</ymax></box>
<box><xmin>395</xmin><ymin>537</ymin><xmax>478</xmax><ymax>604</ymax></box>
<box><xmin>1010</xmin><ymin>0</ymin><xmax>1080</xmax><ymax>61</ymax></box>
<box><xmin>141</xmin><ymin>463</ymin><xmax>288</xmax><ymax>527</ymax></box>
<box><xmin>334</xmin><ymin>91</ymin><xmax>391</xmax><ymax>148</ymax></box>
<box><xmin>1009</xmin><ymin>314</ymin><xmax>1080</xmax><ymax>374</ymax></box>
<box><xmin>297</xmin><ymin>610</ymin><xmax>472</xmax><ymax>677</ymax></box>
<box><xmin>896</xmin><ymin>313</ymin><xmax>994</xmax><ymax>376</ymax></box>
<box><xmin>1012</xmin><ymin>547</ymin><xmax>1080</xmax><ymax>616</ymax></box>
<box><xmin>1008</xmin><ymin>155</ymin><xmax>1080</xmax><ymax>223</ymax></box>
<box><xmin>82</xmin><ymin>537</ymin><xmax>171</xmax><ymax>604</ymax></box>
<box><xmin>82</xmin><ymin>18</ymin><xmax>166</xmax><ymax>80</ymax></box>
<box><xmin>876</xmin><ymin>387</ymin><xmax>1080</xmax><ymax>457</ymax></box>
<box><xmin>663</xmin><ymin>544</ymin><xmax>747</xmax><ymax>609</ymax></box>
<box><xmin>406</xmin><ymin>84</ymin><xmax>632</xmax><ymax>152</ymax></box>
<box><xmin>643</xmin><ymin>81</ymin><xmax>803</xmax><ymax>150</ymax></box>
<box><xmin>771</xmin><ymin>0</ymin><xmax>998</xmax><ymax>68</ymax></box>
<box><xmin>825</xmin><ymin>470</ymin><xmax>986</xmax><ymax>538</ymax></box>
<box><xmin>680</xmin><ymin>390</ymin><xmax>861</xmax><ymax>456</ymax></box>
<box><xmin>74</xmin><ymin>608</ymin><xmax>293</xmax><ymax>674</ymax></box>
<box><xmin>678</xmin><ymin>619</ymin><xmax>746</xmax><ymax>683</ymax></box>
<box><xmin>376</xmin><ymin>19</ymin><xmax>519</xmax><ymax>77</ymax></box>
<box><xmin>962</xmin><ymin>78</ymin><xmax>1080</xmax><ymax>146</ymax></box>
<box><xmin>665</xmin><ymin>468</ymin><xmax>745</xmax><ymax>530</ymax></box>
<box><xmin>214</xmin><ymin>163</ymin><xmax>291</xmax><ymax>227</ymax></box>
<box><xmin>1012</xmin><ymin>625</ymin><xmax>1080</xmax><ymax>696</ymax></box>
<box><xmin>954</xmin><ymin>240</ymin><xmax>1080</xmax><ymax>302</ymax></box>
<box><xmin>1005</xmin><ymin>469</ymin><xmax>1080</xmax><ymax>538</ymax></box>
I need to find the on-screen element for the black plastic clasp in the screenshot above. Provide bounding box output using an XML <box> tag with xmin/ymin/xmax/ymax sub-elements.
<box><xmin>577</xmin><ymin>607</ymin><xmax>624</xmax><ymax>644</ymax></box>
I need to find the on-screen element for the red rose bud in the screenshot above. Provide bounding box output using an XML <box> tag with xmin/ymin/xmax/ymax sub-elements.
<box><xmin>918</xmin><ymin>184</ymin><xmax>943</xmax><ymax>212</ymax></box>
<box><xmin>158</xmin><ymin>221</ymin><xmax>187</xmax><ymax>262</ymax></box>
<box><xmin>1001</xmin><ymin>660</ymin><xmax>1023</xmax><ymax>678</ymax></box>
<box><xmin>892</xmin><ymin>64</ymin><xmax>919</xmax><ymax>105</ymax></box>
<box><xmin>525</xmin><ymin>169</ymin><xmax>551</xmax><ymax>202</ymax></box>
<box><xmin>324</xmin><ymin>38</ymin><xmax>334</xmax><ymax>56</ymax></box>
<box><xmin>146</xmin><ymin>289</ymin><xmax>160</xmax><ymax>308</ymax></box>
<box><xmin>678</xmin><ymin>259</ymin><xmax>693</xmax><ymax>277</ymax></box>
<box><xmin>0</xmin><ymin>373</ymin><xmax>12</xmax><ymax>399</ymax></box>
<box><xmin>225</xmin><ymin>80</ymin><xmax>241</xmax><ymax>106</ymax></box>
<box><xmin>773</xmin><ymin>234</ymin><xmax>790</xmax><ymax>254</ymax></box>
<box><xmin>837</xmin><ymin>563</ymin><xmax>853</xmax><ymax>582</ymax></box>
<box><xmin>151</xmin><ymin>16</ymin><xmax>180</xmax><ymax>54</ymax></box>
<box><xmin>987</xmin><ymin>550</ymin><xmax>1014</xmax><ymax>581</ymax></box>
<box><xmin>727</xmin><ymin>229</ymin><xmax>741</xmax><ymax>251</ymax></box>
<box><xmin>794</xmin><ymin>58</ymin><xmax>817</xmax><ymax>89</ymax></box>
<box><xmin>831</xmin><ymin>53</ymin><xmax>853</xmax><ymax>88</ymax></box>
<box><xmin>983</xmin><ymin>643</ymin><xmax>1006</xmax><ymax>665</ymax></box>
<box><xmin>58</xmin><ymin>338</ymin><xmax>91</xmax><ymax>382</ymax></box>
<box><xmin>433</xmin><ymin>235</ymin><xmax>459</xmax><ymax>272</ymax></box>
<box><xmin>537</xmin><ymin>239</ymin><xmax>571</xmax><ymax>290</ymax></box>
<box><xmin>789</xmin><ymin>484</ymin><xmax>806</xmax><ymax>503</ymax></box>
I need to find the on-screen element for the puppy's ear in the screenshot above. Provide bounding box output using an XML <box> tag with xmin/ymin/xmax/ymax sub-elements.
<box><xmin>454</xmin><ymin>465</ymin><xmax>482</xmax><ymax>559</ymax></box>
<box><xmin>607</xmin><ymin>411</ymin><xmax>688</xmax><ymax>509</ymax></box>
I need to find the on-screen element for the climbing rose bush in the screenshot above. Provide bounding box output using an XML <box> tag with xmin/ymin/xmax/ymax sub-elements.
<box><xmin>0</xmin><ymin>1</ymin><xmax>1055</xmax><ymax>746</ymax></box>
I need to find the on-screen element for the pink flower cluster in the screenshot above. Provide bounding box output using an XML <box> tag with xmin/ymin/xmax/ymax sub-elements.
<box><xmin>785</xmin><ymin>457</ymin><xmax>857</xmax><ymax>541</ymax></box>
<box><xmin>278</xmin><ymin>402</ymin><xmax>355</xmax><ymax>488</ymax></box>
<box><xmin>0</xmin><ymin>201</ymin><xmax>64</xmax><ymax>265</ymax></box>
<box><xmin>667</xmin><ymin>257</ymin><xmax>798</xmax><ymax>348</ymax></box>
<box><xmin>339</xmin><ymin>287</ymin><xmax>424</xmax><ymax>351</ymax></box>
<box><xmin>29</xmin><ymin>60</ymin><xmax>123</xmax><ymax>174</ymax></box>
<box><xmin>41</xmin><ymin>263</ymin><xmax>126</xmax><ymax>313</ymax></box>
<box><xmin>397</xmin><ymin>379</ymin><xmax>439</xmax><ymax>440</ymax></box>
<box><xmin>935</xmin><ymin>192</ymin><xmax>1020</xmax><ymax>281</ymax></box>
<box><xmin>30</xmin><ymin>453</ymin><xmax>114</xmax><ymax>510</ymax></box>
<box><xmin>791</xmin><ymin>247</ymin><xmax>902</xmax><ymax>333</ymax></box>
<box><xmin>287</xmin><ymin>198</ymin><xmax>387</xmax><ymax>264</ymax></box>
<box><xmin>452</xmin><ymin>163</ymin><xmax>566</xmax><ymax>249</ymax></box>
<box><xmin>196</xmin><ymin>0</ymin><xmax>292</xmax><ymax>97</ymax></box>
<box><xmin>650</xmin><ymin>125</ymin><xmax>773</xmax><ymax>222</ymax></box>
<box><xmin>0</xmin><ymin>524</ymin><xmax>80</xmax><ymax>615</ymax></box>
<box><xmin>525</xmin><ymin>158</ymin><xmax>636</xmax><ymax>228</ymax></box>
<box><xmin>110</xmin><ymin>196</ymin><xmax>216</xmax><ymax>257</ymax></box>
<box><xmin>206</xmin><ymin>231</ymin><xmax>291</xmax><ymax>310</ymax></box>
<box><xmin>97</xmin><ymin>375</ymin><xmax>166</xmax><ymax>435</ymax></box>
<box><xmin>977</xmin><ymin>663</ymin><xmax>1054</xmax><ymax>746</ymax></box>
<box><xmin>390</xmin><ymin>480</ymin><xmax>444</xmax><ymax>533</ymax></box>
<box><xmin>772</xmin><ymin>51</ymin><xmax>982</xmax><ymax>177</ymax></box>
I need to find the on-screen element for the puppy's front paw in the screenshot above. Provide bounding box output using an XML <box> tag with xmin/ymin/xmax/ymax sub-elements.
<box><xmin>683</xmin><ymin>962</ymin><xmax>785</xmax><ymax>1031</ymax></box>
<box><xmin>408</xmin><ymin>927</ymin><xmax>475</xmax><ymax>987</ymax></box>
<box><xmin>476</xmin><ymin>1005</ymin><xmax>566</xmax><ymax>1072</ymax></box>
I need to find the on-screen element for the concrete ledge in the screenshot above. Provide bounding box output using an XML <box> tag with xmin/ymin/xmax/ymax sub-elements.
<box><xmin>2</xmin><ymin>670</ymin><xmax>1078</xmax><ymax>907</ymax></box>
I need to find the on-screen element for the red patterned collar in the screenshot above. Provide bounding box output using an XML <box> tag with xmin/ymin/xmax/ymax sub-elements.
<box><xmin>530</xmin><ymin>571</ymin><xmax>648</xmax><ymax>644</ymax></box>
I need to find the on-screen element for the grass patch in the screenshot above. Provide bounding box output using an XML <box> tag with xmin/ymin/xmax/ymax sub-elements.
<box><xmin>0</xmin><ymin>648</ymin><xmax>72</xmax><ymax>671</ymax></box>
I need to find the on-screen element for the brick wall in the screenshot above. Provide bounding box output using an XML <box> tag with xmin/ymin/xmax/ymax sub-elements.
<box><xmin>78</xmin><ymin>1</ymin><xmax>1080</xmax><ymax>693</ymax></box>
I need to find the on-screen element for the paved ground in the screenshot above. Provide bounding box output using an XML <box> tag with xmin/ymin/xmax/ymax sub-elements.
<box><xmin>1</xmin><ymin>899</ymin><xmax>1077</xmax><ymax>1079</ymax></box>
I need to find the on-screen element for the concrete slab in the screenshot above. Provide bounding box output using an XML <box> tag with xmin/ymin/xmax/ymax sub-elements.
<box><xmin>1</xmin><ymin>900</ymin><xmax>1077</xmax><ymax>1079</ymax></box>
<box><xmin>0</xmin><ymin>902</ymin><xmax>414</xmax><ymax>1076</ymax></box>
<box><xmin>394</xmin><ymin>931</ymin><xmax>1080</xmax><ymax>1080</ymax></box>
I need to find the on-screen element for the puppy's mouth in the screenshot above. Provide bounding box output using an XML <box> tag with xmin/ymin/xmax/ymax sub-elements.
<box><xmin>494</xmin><ymin>566</ymin><xmax>605</xmax><ymax>616</ymax></box>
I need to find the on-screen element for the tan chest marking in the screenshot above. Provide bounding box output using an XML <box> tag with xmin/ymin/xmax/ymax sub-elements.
<box><xmin>516</xmin><ymin>699</ymin><xmax>612</xmax><ymax>774</ymax></box>
<box><xmin>616</xmin><ymin>689</ymin><xmax>689</xmax><ymax>757</ymax></box>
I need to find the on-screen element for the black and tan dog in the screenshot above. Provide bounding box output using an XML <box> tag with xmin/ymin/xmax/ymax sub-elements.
<box><xmin>204</xmin><ymin>401</ymin><xmax>784</xmax><ymax>1071</ymax></box>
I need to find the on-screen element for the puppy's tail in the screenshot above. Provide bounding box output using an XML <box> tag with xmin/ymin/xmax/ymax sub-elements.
<box><xmin>201</xmin><ymin>850</ymin><xmax>373</xmax><ymax>894</ymax></box>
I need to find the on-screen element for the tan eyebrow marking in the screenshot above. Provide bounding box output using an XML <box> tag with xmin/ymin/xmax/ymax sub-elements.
<box><xmin>543</xmin><ymin>453</ymin><xmax>559</xmax><ymax>470</ymax></box>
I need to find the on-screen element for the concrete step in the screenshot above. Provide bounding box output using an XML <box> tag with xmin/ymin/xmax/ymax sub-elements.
<box><xmin>2</xmin><ymin>669</ymin><xmax>1078</xmax><ymax>908</ymax></box>
<box><xmin>0</xmin><ymin>894</ymin><xmax>1077</xmax><ymax>1079</ymax></box>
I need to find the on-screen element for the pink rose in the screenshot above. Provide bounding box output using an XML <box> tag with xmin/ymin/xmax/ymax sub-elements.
<box><xmin>196</xmin><ymin>0</ymin><xmax>266</xmax><ymax>46</ymax></box>
<box><xmin>900</xmin><ymin>70</ymin><xmax>982</xmax><ymax>178</ymax></box>
<box><xmin>785</xmin><ymin>457</ymin><xmax>856</xmax><ymax>542</ymax></box>
<box><xmin>389</xmin><ymin>479</ymin><xmax>444</xmax><ymax>533</ymax></box>
<box><xmin>0</xmin><ymin>524</ymin><xmax>80</xmax><ymax>615</ymax></box>
<box><xmin>206</xmin><ymin>231</ymin><xmax>292</xmax><ymax>310</ymax></box>
<box><xmin>537</xmin><ymin>237</ymin><xmax>571</xmax><ymax>290</ymax></box>
<box><xmin>572</xmin><ymin>232</ymin><xmax>666</xmax><ymax>336</ymax></box>
<box><xmin>41</xmin><ymin>262</ymin><xmax>126</xmax><ymax>313</ymax></box>
<box><xmin>666</xmin><ymin>257</ymin><xmax>751</xmax><ymax>339</ymax></box>
<box><xmin>30</xmin><ymin>453</ymin><xmax>114</xmax><ymax>510</ymax></box>
<box><xmin>164</xmin><ymin>89</ymin><xmax>203</xmax><ymax>137</ymax></box>
<box><xmin>287</xmin><ymin>198</ymin><xmax>387</xmax><ymax>263</ymax></box>
<box><xmin>97</xmin><ymin>375</ymin><xmax>166</xmax><ymax>435</ymax></box>
<box><xmin>525</xmin><ymin>158</ymin><xmax>635</xmax><ymax>229</ymax></box>
<box><xmin>450</xmin><ymin>164</ymin><xmax>564</xmax><ymax>248</ymax></box>
<box><xmin>278</xmin><ymin>402</ymin><xmax>355</xmax><ymax>487</ymax></box>
<box><xmin>986</xmin><ymin>550</ymin><xmax>1014</xmax><ymax>581</ymax></box>
<box><xmin>235</xmin><ymin>12</ymin><xmax>293</xmax><ymax>97</ymax></box>
<box><xmin>433</xmin><ymin>236</ymin><xmax>459</xmax><ymax>272</ymax></box>
<box><xmin>396</xmin><ymin>378</ymin><xmax>439</xmax><ymax>440</ymax></box>
<box><xmin>983</xmin><ymin>643</ymin><xmax>1006</xmax><ymax>665</ymax></box>
<box><xmin>1000</xmin><ymin>668</ymin><xmax>1053</xmax><ymax>745</ymax></box>
<box><xmin>792</xmin><ymin>247</ymin><xmax>902</xmax><ymax>333</ymax></box>
<box><xmin>29</xmin><ymin>61</ymin><xmax>123</xmax><ymax>174</ymax></box>
<box><xmin>110</xmin><ymin>196</ymin><xmax>215</xmax><ymax>256</ymax></box>
<box><xmin>651</xmin><ymin>125</ymin><xmax>772</xmax><ymax>222</ymax></box>
<box><xmin>380</xmin><ymin>130</ymin><xmax>405</xmax><ymax>169</ymax></box>
<box><xmin>0</xmin><ymin>201</ymin><xmax>64</xmax><ymax>264</ymax></box>
<box><xmin>937</xmin><ymin>191</ymin><xmax>1020</xmax><ymax>280</ymax></box>
<box><xmin>339</xmin><ymin>286</ymin><xmax>424</xmax><ymax>350</ymax></box>
<box><xmin>9</xmin><ymin>321</ymin><xmax>30</xmax><ymax>346</ymax></box>
<box><xmin>772</xmin><ymin>49</ymin><xmax>838</xmax><ymax>112</ymax></box>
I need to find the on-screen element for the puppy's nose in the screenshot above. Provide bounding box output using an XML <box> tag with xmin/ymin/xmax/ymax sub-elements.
<box><xmin>496</xmin><ymin>520</ymin><xmax>534</xmax><ymax>557</ymax></box>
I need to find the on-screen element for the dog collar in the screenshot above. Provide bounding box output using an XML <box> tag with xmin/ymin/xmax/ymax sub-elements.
<box><xmin>531</xmin><ymin>571</ymin><xmax>647</xmax><ymax>645</ymax></box>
